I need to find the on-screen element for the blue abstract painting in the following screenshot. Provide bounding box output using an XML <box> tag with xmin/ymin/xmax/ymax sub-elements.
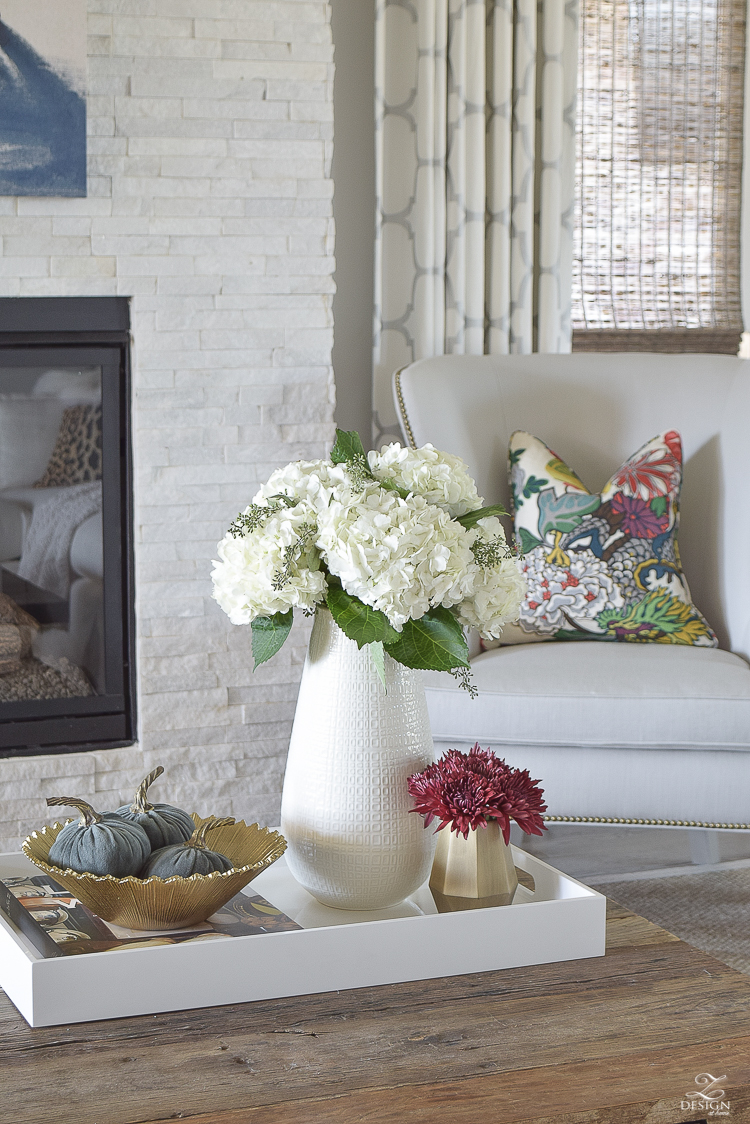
<box><xmin>0</xmin><ymin>0</ymin><xmax>87</xmax><ymax>196</ymax></box>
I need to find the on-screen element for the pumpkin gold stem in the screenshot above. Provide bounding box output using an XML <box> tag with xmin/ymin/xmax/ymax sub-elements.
<box><xmin>130</xmin><ymin>765</ymin><xmax>165</xmax><ymax>813</ymax></box>
<box><xmin>190</xmin><ymin>816</ymin><xmax>235</xmax><ymax>850</ymax></box>
<box><xmin>46</xmin><ymin>796</ymin><xmax>103</xmax><ymax>827</ymax></box>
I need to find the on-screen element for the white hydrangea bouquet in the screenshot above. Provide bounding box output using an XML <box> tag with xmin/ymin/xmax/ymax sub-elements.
<box><xmin>212</xmin><ymin>430</ymin><xmax>526</xmax><ymax>690</ymax></box>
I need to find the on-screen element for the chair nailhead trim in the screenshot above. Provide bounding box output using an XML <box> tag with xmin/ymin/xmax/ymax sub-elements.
<box><xmin>544</xmin><ymin>815</ymin><xmax>750</xmax><ymax>830</ymax></box>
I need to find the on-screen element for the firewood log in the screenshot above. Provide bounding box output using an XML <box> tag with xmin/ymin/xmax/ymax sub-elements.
<box><xmin>0</xmin><ymin>623</ymin><xmax>23</xmax><ymax>674</ymax></box>
<box><xmin>0</xmin><ymin>592</ymin><xmax>39</xmax><ymax>632</ymax></box>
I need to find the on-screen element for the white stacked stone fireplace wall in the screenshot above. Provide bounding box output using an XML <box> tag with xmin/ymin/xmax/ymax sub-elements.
<box><xmin>0</xmin><ymin>0</ymin><xmax>335</xmax><ymax>851</ymax></box>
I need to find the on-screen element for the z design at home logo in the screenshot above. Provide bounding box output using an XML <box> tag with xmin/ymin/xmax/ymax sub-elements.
<box><xmin>681</xmin><ymin>1073</ymin><xmax>730</xmax><ymax>1116</ymax></box>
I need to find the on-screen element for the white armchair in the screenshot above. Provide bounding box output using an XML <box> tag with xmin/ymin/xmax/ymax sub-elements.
<box><xmin>394</xmin><ymin>353</ymin><xmax>750</xmax><ymax>832</ymax></box>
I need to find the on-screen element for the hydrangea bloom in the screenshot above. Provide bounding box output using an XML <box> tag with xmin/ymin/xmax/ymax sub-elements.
<box><xmin>317</xmin><ymin>487</ymin><xmax>476</xmax><ymax>629</ymax></box>
<box><xmin>457</xmin><ymin>517</ymin><xmax>528</xmax><ymax>639</ymax></box>
<box><xmin>368</xmin><ymin>442</ymin><xmax>483</xmax><ymax>518</ymax></box>
<box><xmin>212</xmin><ymin>437</ymin><xmax>528</xmax><ymax>664</ymax></box>
<box><xmin>254</xmin><ymin>459</ymin><xmax>353</xmax><ymax>515</ymax></box>
<box><xmin>212</xmin><ymin>501</ymin><xmax>327</xmax><ymax>625</ymax></box>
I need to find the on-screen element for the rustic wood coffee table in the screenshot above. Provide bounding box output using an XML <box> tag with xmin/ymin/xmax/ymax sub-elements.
<box><xmin>2</xmin><ymin>900</ymin><xmax>749</xmax><ymax>1124</ymax></box>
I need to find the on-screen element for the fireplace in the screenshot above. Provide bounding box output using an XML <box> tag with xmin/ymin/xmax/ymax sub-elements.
<box><xmin>0</xmin><ymin>298</ymin><xmax>135</xmax><ymax>757</ymax></box>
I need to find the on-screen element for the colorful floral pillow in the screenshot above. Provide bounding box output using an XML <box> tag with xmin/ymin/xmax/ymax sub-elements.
<box><xmin>507</xmin><ymin>430</ymin><xmax>718</xmax><ymax>646</ymax></box>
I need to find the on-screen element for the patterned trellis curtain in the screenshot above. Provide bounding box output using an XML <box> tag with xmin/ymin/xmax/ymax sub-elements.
<box><xmin>373</xmin><ymin>0</ymin><xmax>579</xmax><ymax>443</ymax></box>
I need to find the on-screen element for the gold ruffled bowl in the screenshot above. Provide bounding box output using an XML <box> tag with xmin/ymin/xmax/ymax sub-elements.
<box><xmin>22</xmin><ymin>815</ymin><xmax>287</xmax><ymax>931</ymax></box>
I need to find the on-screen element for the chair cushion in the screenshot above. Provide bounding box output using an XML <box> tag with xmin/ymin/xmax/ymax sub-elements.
<box><xmin>423</xmin><ymin>642</ymin><xmax>750</xmax><ymax>750</ymax></box>
<box><xmin>506</xmin><ymin>429</ymin><xmax>718</xmax><ymax>647</ymax></box>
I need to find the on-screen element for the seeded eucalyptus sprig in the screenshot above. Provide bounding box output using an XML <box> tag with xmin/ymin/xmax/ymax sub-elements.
<box><xmin>228</xmin><ymin>494</ymin><xmax>296</xmax><ymax>538</ymax></box>
<box><xmin>271</xmin><ymin>522</ymin><xmax>317</xmax><ymax>591</ymax></box>
<box><xmin>471</xmin><ymin>533</ymin><xmax>513</xmax><ymax>569</ymax></box>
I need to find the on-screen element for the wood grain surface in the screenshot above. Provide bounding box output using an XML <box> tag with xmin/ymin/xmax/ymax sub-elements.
<box><xmin>2</xmin><ymin>899</ymin><xmax>749</xmax><ymax>1124</ymax></box>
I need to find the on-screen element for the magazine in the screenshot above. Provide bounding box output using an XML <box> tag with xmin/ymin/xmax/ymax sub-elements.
<box><xmin>0</xmin><ymin>873</ymin><xmax>301</xmax><ymax>958</ymax></box>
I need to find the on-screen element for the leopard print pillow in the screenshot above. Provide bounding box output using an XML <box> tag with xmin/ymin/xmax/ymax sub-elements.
<box><xmin>34</xmin><ymin>405</ymin><xmax>103</xmax><ymax>488</ymax></box>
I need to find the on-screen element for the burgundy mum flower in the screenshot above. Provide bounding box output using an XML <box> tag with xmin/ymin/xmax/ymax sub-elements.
<box><xmin>442</xmin><ymin>745</ymin><xmax>512</xmax><ymax>783</ymax></box>
<box><xmin>408</xmin><ymin>743</ymin><xmax>547</xmax><ymax>842</ymax></box>
<box><xmin>489</xmin><ymin>767</ymin><xmax>548</xmax><ymax>842</ymax></box>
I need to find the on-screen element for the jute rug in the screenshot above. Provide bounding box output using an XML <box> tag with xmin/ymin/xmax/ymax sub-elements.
<box><xmin>596</xmin><ymin>867</ymin><xmax>750</xmax><ymax>976</ymax></box>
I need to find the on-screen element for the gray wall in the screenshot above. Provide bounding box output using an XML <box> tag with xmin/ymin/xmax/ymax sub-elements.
<box><xmin>331</xmin><ymin>0</ymin><xmax>376</xmax><ymax>447</ymax></box>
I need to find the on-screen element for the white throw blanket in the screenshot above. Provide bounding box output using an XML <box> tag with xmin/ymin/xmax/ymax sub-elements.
<box><xmin>17</xmin><ymin>482</ymin><xmax>102</xmax><ymax>600</ymax></box>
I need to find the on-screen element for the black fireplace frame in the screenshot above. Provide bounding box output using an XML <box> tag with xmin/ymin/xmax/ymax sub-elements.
<box><xmin>0</xmin><ymin>297</ymin><xmax>136</xmax><ymax>757</ymax></box>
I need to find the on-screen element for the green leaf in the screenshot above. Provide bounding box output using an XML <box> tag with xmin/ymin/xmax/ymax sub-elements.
<box><xmin>518</xmin><ymin>527</ymin><xmax>544</xmax><ymax>555</ymax></box>
<box><xmin>326</xmin><ymin>583</ymin><xmax>400</xmax><ymax>648</ymax></box>
<box><xmin>384</xmin><ymin>606</ymin><xmax>469</xmax><ymax>671</ymax></box>
<box><xmin>650</xmin><ymin>495</ymin><xmax>668</xmax><ymax>517</ymax></box>
<box><xmin>378</xmin><ymin>476</ymin><xmax>410</xmax><ymax>499</ymax></box>
<box><xmin>266</xmin><ymin>493</ymin><xmax>297</xmax><ymax>509</ymax></box>
<box><xmin>455</xmin><ymin>504</ymin><xmax>509</xmax><ymax>529</ymax></box>
<box><xmin>251</xmin><ymin>609</ymin><xmax>293</xmax><ymax>669</ymax></box>
<box><xmin>370</xmin><ymin>641</ymin><xmax>387</xmax><ymax>692</ymax></box>
<box><xmin>330</xmin><ymin>429</ymin><xmax>368</xmax><ymax>465</ymax></box>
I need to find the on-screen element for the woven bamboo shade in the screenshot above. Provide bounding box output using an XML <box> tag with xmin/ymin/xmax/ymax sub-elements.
<box><xmin>572</xmin><ymin>0</ymin><xmax>745</xmax><ymax>347</ymax></box>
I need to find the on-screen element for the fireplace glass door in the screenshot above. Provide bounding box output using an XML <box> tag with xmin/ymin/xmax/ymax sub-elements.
<box><xmin>0</xmin><ymin>345</ymin><xmax>134</xmax><ymax>755</ymax></box>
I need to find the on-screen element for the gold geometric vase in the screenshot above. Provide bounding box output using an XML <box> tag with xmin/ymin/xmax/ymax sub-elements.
<box><xmin>429</xmin><ymin>820</ymin><xmax>519</xmax><ymax>912</ymax></box>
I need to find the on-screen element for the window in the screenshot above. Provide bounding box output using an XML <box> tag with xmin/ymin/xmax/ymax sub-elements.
<box><xmin>572</xmin><ymin>0</ymin><xmax>746</xmax><ymax>352</ymax></box>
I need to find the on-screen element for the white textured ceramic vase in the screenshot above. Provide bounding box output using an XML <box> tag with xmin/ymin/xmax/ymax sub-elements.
<box><xmin>280</xmin><ymin>609</ymin><xmax>437</xmax><ymax>910</ymax></box>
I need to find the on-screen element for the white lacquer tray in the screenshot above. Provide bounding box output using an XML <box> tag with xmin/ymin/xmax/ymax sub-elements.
<box><xmin>0</xmin><ymin>847</ymin><xmax>605</xmax><ymax>1027</ymax></box>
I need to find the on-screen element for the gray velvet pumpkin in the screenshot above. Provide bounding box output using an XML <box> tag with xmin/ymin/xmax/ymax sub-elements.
<box><xmin>115</xmin><ymin>766</ymin><xmax>194</xmax><ymax>849</ymax></box>
<box><xmin>47</xmin><ymin>796</ymin><xmax>151</xmax><ymax>878</ymax></box>
<box><xmin>140</xmin><ymin>817</ymin><xmax>235</xmax><ymax>879</ymax></box>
